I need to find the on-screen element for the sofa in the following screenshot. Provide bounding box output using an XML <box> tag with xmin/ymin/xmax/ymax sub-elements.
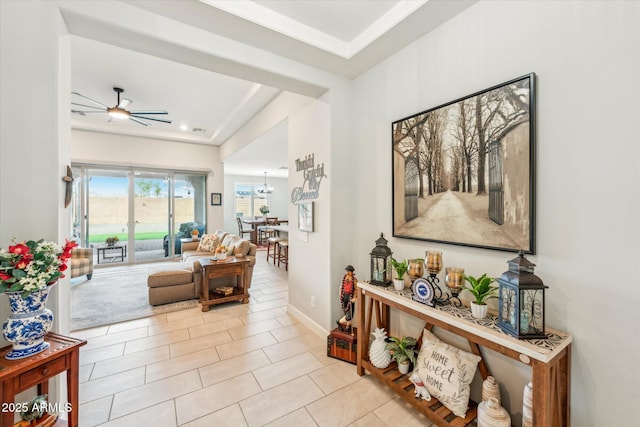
<box><xmin>181</xmin><ymin>230</ymin><xmax>257</xmax><ymax>296</ymax></box>
<box><xmin>147</xmin><ymin>229</ymin><xmax>257</xmax><ymax>306</ymax></box>
<box><xmin>70</xmin><ymin>247</ymin><xmax>93</xmax><ymax>280</ymax></box>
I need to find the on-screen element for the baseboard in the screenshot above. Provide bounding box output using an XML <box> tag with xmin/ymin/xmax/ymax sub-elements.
<box><xmin>287</xmin><ymin>303</ymin><xmax>329</xmax><ymax>339</ymax></box>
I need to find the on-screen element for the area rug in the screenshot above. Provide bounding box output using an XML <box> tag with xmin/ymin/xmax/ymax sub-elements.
<box><xmin>70</xmin><ymin>263</ymin><xmax>198</xmax><ymax>331</ymax></box>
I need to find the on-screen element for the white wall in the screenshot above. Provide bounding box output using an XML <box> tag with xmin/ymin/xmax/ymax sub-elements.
<box><xmin>0</xmin><ymin>0</ymin><xmax>71</xmax><ymax>408</ymax></box>
<box><xmin>287</xmin><ymin>97</ymin><xmax>334</xmax><ymax>331</ymax></box>
<box><xmin>71</xmin><ymin>130</ymin><xmax>224</xmax><ymax>231</ymax></box>
<box><xmin>223</xmin><ymin>174</ymin><xmax>289</xmax><ymax>233</ymax></box>
<box><xmin>351</xmin><ymin>1</ymin><xmax>640</xmax><ymax>425</ymax></box>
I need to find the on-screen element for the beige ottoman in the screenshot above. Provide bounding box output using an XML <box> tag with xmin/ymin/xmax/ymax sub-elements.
<box><xmin>147</xmin><ymin>262</ymin><xmax>196</xmax><ymax>306</ymax></box>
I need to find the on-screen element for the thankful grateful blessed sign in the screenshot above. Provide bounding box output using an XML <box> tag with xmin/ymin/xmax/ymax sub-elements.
<box><xmin>290</xmin><ymin>153</ymin><xmax>326</xmax><ymax>205</ymax></box>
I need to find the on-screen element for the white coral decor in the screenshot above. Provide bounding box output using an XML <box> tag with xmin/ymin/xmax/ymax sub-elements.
<box><xmin>369</xmin><ymin>327</ymin><xmax>391</xmax><ymax>369</ymax></box>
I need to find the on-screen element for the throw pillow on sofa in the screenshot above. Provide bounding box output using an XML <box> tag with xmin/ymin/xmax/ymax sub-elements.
<box><xmin>231</xmin><ymin>238</ymin><xmax>251</xmax><ymax>257</ymax></box>
<box><xmin>198</xmin><ymin>234</ymin><xmax>217</xmax><ymax>252</ymax></box>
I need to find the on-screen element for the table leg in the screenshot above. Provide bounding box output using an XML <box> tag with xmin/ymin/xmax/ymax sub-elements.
<box><xmin>356</xmin><ymin>285</ymin><xmax>366</xmax><ymax>376</ymax></box>
<box><xmin>201</xmin><ymin>267</ymin><xmax>210</xmax><ymax>312</ymax></box>
<box><xmin>240</xmin><ymin>265</ymin><xmax>249</xmax><ymax>303</ymax></box>
<box><xmin>68</xmin><ymin>348</ymin><xmax>80</xmax><ymax>427</ymax></box>
<box><xmin>2</xmin><ymin>380</ymin><xmax>15</xmax><ymax>427</ymax></box>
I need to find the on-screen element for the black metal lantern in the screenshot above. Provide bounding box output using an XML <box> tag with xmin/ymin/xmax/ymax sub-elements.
<box><xmin>370</xmin><ymin>233</ymin><xmax>392</xmax><ymax>286</ymax></box>
<box><xmin>497</xmin><ymin>250</ymin><xmax>548</xmax><ymax>339</ymax></box>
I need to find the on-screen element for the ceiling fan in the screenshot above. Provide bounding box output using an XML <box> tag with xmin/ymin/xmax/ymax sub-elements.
<box><xmin>71</xmin><ymin>87</ymin><xmax>171</xmax><ymax>126</ymax></box>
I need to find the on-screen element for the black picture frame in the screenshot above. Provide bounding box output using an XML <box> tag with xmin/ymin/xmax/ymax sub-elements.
<box><xmin>392</xmin><ymin>73</ymin><xmax>536</xmax><ymax>253</ymax></box>
<box><xmin>298</xmin><ymin>201</ymin><xmax>314</xmax><ymax>232</ymax></box>
<box><xmin>211</xmin><ymin>193</ymin><xmax>222</xmax><ymax>206</ymax></box>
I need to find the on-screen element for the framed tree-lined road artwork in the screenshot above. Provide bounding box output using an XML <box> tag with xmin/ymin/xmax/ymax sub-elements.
<box><xmin>392</xmin><ymin>73</ymin><xmax>536</xmax><ymax>253</ymax></box>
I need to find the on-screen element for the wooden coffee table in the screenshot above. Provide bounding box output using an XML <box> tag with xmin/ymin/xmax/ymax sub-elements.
<box><xmin>199</xmin><ymin>256</ymin><xmax>250</xmax><ymax>312</ymax></box>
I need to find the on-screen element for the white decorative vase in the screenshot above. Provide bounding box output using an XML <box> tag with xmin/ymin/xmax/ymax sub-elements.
<box><xmin>398</xmin><ymin>361</ymin><xmax>410</xmax><ymax>374</ymax></box>
<box><xmin>478</xmin><ymin>397</ymin><xmax>511</xmax><ymax>427</ymax></box>
<box><xmin>369</xmin><ymin>328</ymin><xmax>391</xmax><ymax>369</ymax></box>
<box><xmin>217</xmin><ymin>252</ymin><xmax>227</xmax><ymax>260</ymax></box>
<box><xmin>393</xmin><ymin>279</ymin><xmax>405</xmax><ymax>291</ymax></box>
<box><xmin>470</xmin><ymin>302</ymin><xmax>488</xmax><ymax>319</ymax></box>
<box><xmin>482</xmin><ymin>376</ymin><xmax>501</xmax><ymax>404</ymax></box>
<box><xmin>2</xmin><ymin>285</ymin><xmax>54</xmax><ymax>360</ymax></box>
<box><xmin>523</xmin><ymin>381</ymin><xmax>533</xmax><ymax>427</ymax></box>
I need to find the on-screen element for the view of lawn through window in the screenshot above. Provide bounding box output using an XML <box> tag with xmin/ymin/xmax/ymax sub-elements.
<box><xmin>72</xmin><ymin>166</ymin><xmax>207</xmax><ymax>262</ymax></box>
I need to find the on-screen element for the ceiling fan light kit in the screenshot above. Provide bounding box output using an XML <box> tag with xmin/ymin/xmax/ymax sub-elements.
<box><xmin>71</xmin><ymin>87</ymin><xmax>171</xmax><ymax>126</ymax></box>
<box><xmin>107</xmin><ymin>107</ymin><xmax>130</xmax><ymax>120</ymax></box>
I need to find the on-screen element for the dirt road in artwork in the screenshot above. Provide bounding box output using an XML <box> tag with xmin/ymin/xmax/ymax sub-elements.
<box><xmin>396</xmin><ymin>190</ymin><xmax>521</xmax><ymax>249</ymax></box>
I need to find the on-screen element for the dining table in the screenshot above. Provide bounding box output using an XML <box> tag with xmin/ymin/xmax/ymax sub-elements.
<box><xmin>242</xmin><ymin>218</ymin><xmax>288</xmax><ymax>244</ymax></box>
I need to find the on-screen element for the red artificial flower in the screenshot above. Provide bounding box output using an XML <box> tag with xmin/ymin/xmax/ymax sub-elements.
<box><xmin>59</xmin><ymin>240</ymin><xmax>77</xmax><ymax>262</ymax></box>
<box><xmin>59</xmin><ymin>263</ymin><xmax>68</xmax><ymax>272</ymax></box>
<box><xmin>15</xmin><ymin>258</ymin><xmax>29</xmax><ymax>269</ymax></box>
<box><xmin>0</xmin><ymin>272</ymin><xmax>10</xmax><ymax>281</ymax></box>
<box><xmin>8</xmin><ymin>243</ymin><xmax>29</xmax><ymax>255</ymax></box>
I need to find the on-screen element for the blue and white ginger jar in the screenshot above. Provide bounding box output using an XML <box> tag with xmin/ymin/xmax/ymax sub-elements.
<box><xmin>2</xmin><ymin>285</ymin><xmax>54</xmax><ymax>360</ymax></box>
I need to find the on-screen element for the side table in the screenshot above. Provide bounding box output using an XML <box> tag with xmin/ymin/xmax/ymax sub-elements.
<box><xmin>96</xmin><ymin>244</ymin><xmax>127</xmax><ymax>264</ymax></box>
<box><xmin>199</xmin><ymin>257</ymin><xmax>250</xmax><ymax>311</ymax></box>
<box><xmin>0</xmin><ymin>333</ymin><xmax>87</xmax><ymax>427</ymax></box>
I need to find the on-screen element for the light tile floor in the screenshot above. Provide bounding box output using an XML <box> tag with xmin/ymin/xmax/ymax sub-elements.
<box><xmin>74</xmin><ymin>253</ymin><xmax>434</xmax><ymax>426</ymax></box>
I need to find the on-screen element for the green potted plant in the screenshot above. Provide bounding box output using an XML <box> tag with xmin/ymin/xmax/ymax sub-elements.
<box><xmin>259</xmin><ymin>205</ymin><xmax>269</xmax><ymax>215</ymax></box>
<box><xmin>105</xmin><ymin>235</ymin><xmax>119</xmax><ymax>247</ymax></box>
<box><xmin>390</xmin><ymin>258</ymin><xmax>409</xmax><ymax>291</ymax></box>
<box><xmin>464</xmin><ymin>273</ymin><xmax>498</xmax><ymax>319</ymax></box>
<box><xmin>386</xmin><ymin>335</ymin><xmax>417</xmax><ymax>374</ymax></box>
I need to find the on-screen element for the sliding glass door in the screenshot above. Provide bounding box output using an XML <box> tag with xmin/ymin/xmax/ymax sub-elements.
<box><xmin>71</xmin><ymin>165</ymin><xmax>207</xmax><ymax>264</ymax></box>
<box><xmin>133</xmin><ymin>171</ymin><xmax>170</xmax><ymax>261</ymax></box>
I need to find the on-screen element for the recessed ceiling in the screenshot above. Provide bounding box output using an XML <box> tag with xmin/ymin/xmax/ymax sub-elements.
<box><xmin>70</xmin><ymin>36</ymin><xmax>280</xmax><ymax>145</ymax></box>
<box><xmin>66</xmin><ymin>0</ymin><xmax>477</xmax><ymax>177</ymax></box>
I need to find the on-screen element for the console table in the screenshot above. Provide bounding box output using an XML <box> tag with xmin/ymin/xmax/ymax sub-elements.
<box><xmin>0</xmin><ymin>333</ymin><xmax>86</xmax><ymax>427</ymax></box>
<box><xmin>356</xmin><ymin>282</ymin><xmax>571</xmax><ymax>427</ymax></box>
<box><xmin>199</xmin><ymin>257</ymin><xmax>250</xmax><ymax>311</ymax></box>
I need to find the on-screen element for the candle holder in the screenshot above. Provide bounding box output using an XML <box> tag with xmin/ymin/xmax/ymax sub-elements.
<box><xmin>423</xmin><ymin>251</ymin><xmax>447</xmax><ymax>305</ymax></box>
<box><xmin>444</xmin><ymin>267</ymin><xmax>464</xmax><ymax>307</ymax></box>
<box><xmin>407</xmin><ymin>258</ymin><xmax>424</xmax><ymax>282</ymax></box>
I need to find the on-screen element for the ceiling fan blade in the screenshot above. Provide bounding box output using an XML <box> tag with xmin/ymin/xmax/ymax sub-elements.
<box><xmin>71</xmin><ymin>102</ymin><xmax>106</xmax><ymax>110</ymax></box>
<box><xmin>71</xmin><ymin>92</ymin><xmax>109</xmax><ymax>109</ymax></box>
<box><xmin>71</xmin><ymin>110</ymin><xmax>107</xmax><ymax>114</ymax></box>
<box><xmin>130</xmin><ymin>115</ymin><xmax>172</xmax><ymax>124</ymax></box>
<box><xmin>118</xmin><ymin>98</ymin><xmax>132</xmax><ymax>109</ymax></box>
<box><xmin>129</xmin><ymin>117</ymin><xmax>149</xmax><ymax>126</ymax></box>
<box><xmin>129</xmin><ymin>110</ymin><xmax>168</xmax><ymax>115</ymax></box>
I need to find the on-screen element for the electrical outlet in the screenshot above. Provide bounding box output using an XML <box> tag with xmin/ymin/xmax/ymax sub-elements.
<box><xmin>310</xmin><ymin>296</ymin><xmax>315</xmax><ymax>308</ymax></box>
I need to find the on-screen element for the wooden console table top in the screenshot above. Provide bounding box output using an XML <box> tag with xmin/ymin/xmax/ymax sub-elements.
<box><xmin>359</xmin><ymin>281</ymin><xmax>571</xmax><ymax>363</ymax></box>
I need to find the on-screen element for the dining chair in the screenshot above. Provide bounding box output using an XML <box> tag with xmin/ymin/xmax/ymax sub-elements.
<box><xmin>237</xmin><ymin>217</ymin><xmax>254</xmax><ymax>240</ymax></box>
<box><xmin>258</xmin><ymin>217</ymin><xmax>278</xmax><ymax>244</ymax></box>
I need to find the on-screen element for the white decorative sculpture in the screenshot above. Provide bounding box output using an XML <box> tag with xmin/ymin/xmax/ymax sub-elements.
<box><xmin>369</xmin><ymin>328</ymin><xmax>391</xmax><ymax>368</ymax></box>
<box><xmin>409</xmin><ymin>372</ymin><xmax>431</xmax><ymax>401</ymax></box>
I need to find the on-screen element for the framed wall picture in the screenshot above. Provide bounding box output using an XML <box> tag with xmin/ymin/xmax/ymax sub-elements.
<box><xmin>298</xmin><ymin>201</ymin><xmax>314</xmax><ymax>232</ymax></box>
<box><xmin>211</xmin><ymin>193</ymin><xmax>222</xmax><ymax>206</ymax></box>
<box><xmin>392</xmin><ymin>73</ymin><xmax>536</xmax><ymax>253</ymax></box>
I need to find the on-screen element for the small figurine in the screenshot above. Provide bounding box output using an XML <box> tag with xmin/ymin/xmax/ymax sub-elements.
<box><xmin>21</xmin><ymin>394</ymin><xmax>48</xmax><ymax>421</ymax></box>
<box><xmin>337</xmin><ymin>265</ymin><xmax>357</xmax><ymax>333</ymax></box>
<box><xmin>409</xmin><ymin>372</ymin><xmax>431</xmax><ymax>401</ymax></box>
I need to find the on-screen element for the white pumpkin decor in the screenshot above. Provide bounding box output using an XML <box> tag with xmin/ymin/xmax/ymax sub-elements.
<box><xmin>369</xmin><ymin>327</ymin><xmax>391</xmax><ymax>369</ymax></box>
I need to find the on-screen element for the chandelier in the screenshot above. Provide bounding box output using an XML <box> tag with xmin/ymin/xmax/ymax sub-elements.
<box><xmin>257</xmin><ymin>172</ymin><xmax>274</xmax><ymax>194</ymax></box>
